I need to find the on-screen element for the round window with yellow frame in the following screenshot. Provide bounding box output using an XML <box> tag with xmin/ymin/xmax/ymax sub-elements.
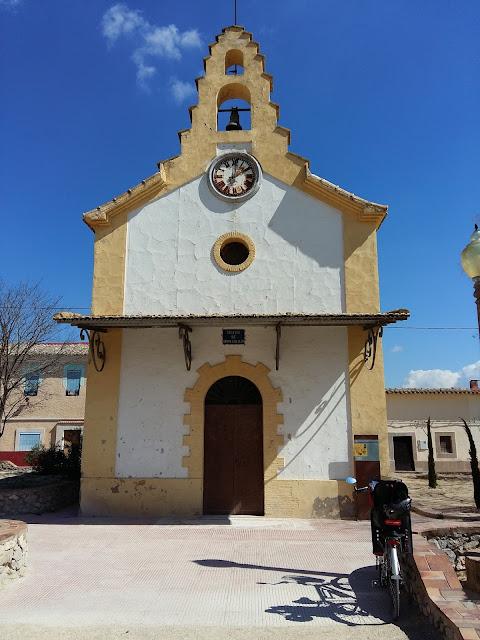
<box><xmin>213</xmin><ymin>232</ymin><xmax>255</xmax><ymax>273</ymax></box>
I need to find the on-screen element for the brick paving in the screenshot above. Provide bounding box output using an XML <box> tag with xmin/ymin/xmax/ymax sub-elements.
<box><xmin>0</xmin><ymin>511</ymin><xmax>436</xmax><ymax>638</ymax></box>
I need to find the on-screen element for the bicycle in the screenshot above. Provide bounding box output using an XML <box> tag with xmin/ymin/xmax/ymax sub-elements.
<box><xmin>346</xmin><ymin>476</ymin><xmax>412</xmax><ymax>620</ymax></box>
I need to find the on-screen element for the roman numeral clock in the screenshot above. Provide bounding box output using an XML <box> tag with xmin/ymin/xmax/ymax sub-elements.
<box><xmin>207</xmin><ymin>152</ymin><xmax>262</xmax><ymax>202</ymax></box>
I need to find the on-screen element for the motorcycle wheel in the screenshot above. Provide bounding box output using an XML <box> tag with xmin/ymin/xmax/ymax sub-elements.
<box><xmin>388</xmin><ymin>547</ymin><xmax>401</xmax><ymax>619</ymax></box>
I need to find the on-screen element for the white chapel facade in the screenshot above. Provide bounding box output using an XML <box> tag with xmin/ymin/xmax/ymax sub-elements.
<box><xmin>56</xmin><ymin>26</ymin><xmax>408</xmax><ymax>518</ymax></box>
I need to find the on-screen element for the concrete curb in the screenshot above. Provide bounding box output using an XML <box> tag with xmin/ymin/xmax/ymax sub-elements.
<box><xmin>412</xmin><ymin>504</ymin><xmax>480</xmax><ymax>522</ymax></box>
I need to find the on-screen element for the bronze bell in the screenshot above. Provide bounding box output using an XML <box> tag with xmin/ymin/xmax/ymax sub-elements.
<box><xmin>226</xmin><ymin>107</ymin><xmax>242</xmax><ymax>131</ymax></box>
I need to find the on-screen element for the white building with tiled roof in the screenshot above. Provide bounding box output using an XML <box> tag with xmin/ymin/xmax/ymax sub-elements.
<box><xmin>386</xmin><ymin>383</ymin><xmax>480</xmax><ymax>473</ymax></box>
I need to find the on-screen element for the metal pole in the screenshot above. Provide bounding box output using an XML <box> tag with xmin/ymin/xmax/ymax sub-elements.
<box><xmin>474</xmin><ymin>277</ymin><xmax>480</xmax><ymax>341</ymax></box>
<box><xmin>235</xmin><ymin>0</ymin><xmax>237</xmax><ymax>25</ymax></box>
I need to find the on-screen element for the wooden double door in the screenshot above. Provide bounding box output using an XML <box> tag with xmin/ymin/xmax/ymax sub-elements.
<box><xmin>203</xmin><ymin>401</ymin><xmax>264</xmax><ymax>516</ymax></box>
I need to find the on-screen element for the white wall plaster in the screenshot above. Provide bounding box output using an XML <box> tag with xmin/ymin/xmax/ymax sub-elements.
<box><xmin>124</xmin><ymin>175</ymin><xmax>345</xmax><ymax>315</ymax></box>
<box><xmin>115</xmin><ymin>326</ymin><xmax>351</xmax><ymax>480</ymax></box>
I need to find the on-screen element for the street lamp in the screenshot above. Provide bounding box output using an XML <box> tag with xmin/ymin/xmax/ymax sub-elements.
<box><xmin>461</xmin><ymin>225</ymin><xmax>480</xmax><ymax>336</ymax></box>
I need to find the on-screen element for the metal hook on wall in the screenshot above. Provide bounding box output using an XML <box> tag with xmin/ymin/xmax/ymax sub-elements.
<box><xmin>178</xmin><ymin>324</ymin><xmax>193</xmax><ymax>371</ymax></box>
<box><xmin>80</xmin><ymin>328</ymin><xmax>106</xmax><ymax>372</ymax></box>
<box><xmin>364</xmin><ymin>326</ymin><xmax>383</xmax><ymax>371</ymax></box>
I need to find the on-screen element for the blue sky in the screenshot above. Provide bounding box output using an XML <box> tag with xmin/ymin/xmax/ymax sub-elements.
<box><xmin>1</xmin><ymin>0</ymin><xmax>479</xmax><ymax>388</ymax></box>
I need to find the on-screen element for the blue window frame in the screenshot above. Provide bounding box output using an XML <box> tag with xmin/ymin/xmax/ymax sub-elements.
<box><xmin>23</xmin><ymin>365</ymin><xmax>42</xmax><ymax>396</ymax></box>
<box><xmin>63</xmin><ymin>365</ymin><xmax>85</xmax><ymax>396</ymax></box>
<box><xmin>24</xmin><ymin>371</ymin><xmax>40</xmax><ymax>396</ymax></box>
<box><xmin>18</xmin><ymin>432</ymin><xmax>41</xmax><ymax>451</ymax></box>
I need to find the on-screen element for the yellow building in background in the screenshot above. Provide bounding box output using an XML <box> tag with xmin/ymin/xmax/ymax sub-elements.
<box><xmin>0</xmin><ymin>344</ymin><xmax>87</xmax><ymax>464</ymax></box>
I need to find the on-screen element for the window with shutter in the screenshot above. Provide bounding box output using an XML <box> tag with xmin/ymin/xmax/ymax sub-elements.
<box><xmin>66</xmin><ymin>368</ymin><xmax>82</xmax><ymax>396</ymax></box>
<box><xmin>24</xmin><ymin>372</ymin><xmax>40</xmax><ymax>396</ymax></box>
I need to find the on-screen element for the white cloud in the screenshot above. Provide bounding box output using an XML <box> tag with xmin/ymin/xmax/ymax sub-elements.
<box><xmin>180</xmin><ymin>30</ymin><xmax>202</xmax><ymax>48</ymax></box>
<box><xmin>143</xmin><ymin>26</ymin><xmax>184</xmax><ymax>60</ymax></box>
<box><xmin>134</xmin><ymin>58</ymin><xmax>156</xmax><ymax>92</ymax></box>
<box><xmin>101</xmin><ymin>4</ymin><xmax>202</xmax><ymax>91</ymax></box>
<box><xmin>402</xmin><ymin>360</ymin><xmax>480</xmax><ymax>388</ymax></box>
<box><xmin>102</xmin><ymin>4</ymin><xmax>145</xmax><ymax>44</ymax></box>
<box><xmin>403</xmin><ymin>369</ymin><xmax>459</xmax><ymax>388</ymax></box>
<box><xmin>170</xmin><ymin>78</ymin><xmax>196</xmax><ymax>103</ymax></box>
<box><xmin>391</xmin><ymin>345</ymin><xmax>403</xmax><ymax>353</ymax></box>
<box><xmin>0</xmin><ymin>0</ymin><xmax>21</xmax><ymax>6</ymax></box>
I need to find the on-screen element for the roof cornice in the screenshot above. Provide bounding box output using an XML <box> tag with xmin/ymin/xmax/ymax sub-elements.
<box><xmin>81</xmin><ymin>159</ymin><xmax>386</xmax><ymax>232</ymax></box>
<box><xmin>82</xmin><ymin>165</ymin><xmax>168</xmax><ymax>231</ymax></box>
<box><xmin>54</xmin><ymin>309</ymin><xmax>410</xmax><ymax>330</ymax></box>
<box><xmin>303</xmin><ymin>169</ymin><xmax>387</xmax><ymax>227</ymax></box>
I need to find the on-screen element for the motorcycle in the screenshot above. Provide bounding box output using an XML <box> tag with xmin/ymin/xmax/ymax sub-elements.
<box><xmin>346</xmin><ymin>476</ymin><xmax>412</xmax><ymax>619</ymax></box>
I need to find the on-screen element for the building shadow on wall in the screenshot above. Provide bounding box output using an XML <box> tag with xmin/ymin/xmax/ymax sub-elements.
<box><xmin>273</xmin><ymin>375</ymin><xmax>348</xmax><ymax>474</ymax></box>
<box><xmin>267</xmin><ymin>176</ymin><xmax>343</xmax><ymax>270</ymax></box>
<box><xmin>269</xmin><ymin>372</ymin><xmax>359</xmax><ymax>519</ymax></box>
<box><xmin>268</xmin><ymin>174</ymin><xmax>378</xmax><ymax>267</ymax></box>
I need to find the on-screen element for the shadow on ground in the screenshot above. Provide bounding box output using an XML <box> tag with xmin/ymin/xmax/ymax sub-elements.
<box><xmin>4</xmin><ymin>505</ymin><xmax>234</xmax><ymax>526</ymax></box>
<box><xmin>194</xmin><ymin>559</ymin><xmax>438</xmax><ymax>638</ymax></box>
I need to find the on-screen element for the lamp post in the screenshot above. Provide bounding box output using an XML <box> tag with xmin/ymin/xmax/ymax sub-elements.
<box><xmin>461</xmin><ymin>225</ymin><xmax>480</xmax><ymax>337</ymax></box>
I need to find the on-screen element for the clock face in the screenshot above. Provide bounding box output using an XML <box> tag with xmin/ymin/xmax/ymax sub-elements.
<box><xmin>208</xmin><ymin>153</ymin><xmax>261</xmax><ymax>202</ymax></box>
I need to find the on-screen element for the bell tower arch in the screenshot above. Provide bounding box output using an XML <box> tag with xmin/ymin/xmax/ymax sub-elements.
<box><xmin>158</xmin><ymin>25</ymin><xmax>302</xmax><ymax>192</ymax></box>
<box><xmin>225</xmin><ymin>48</ymin><xmax>244</xmax><ymax>74</ymax></box>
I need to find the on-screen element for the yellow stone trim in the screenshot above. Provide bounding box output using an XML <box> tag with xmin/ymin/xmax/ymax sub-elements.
<box><xmin>212</xmin><ymin>232</ymin><xmax>256</xmax><ymax>272</ymax></box>
<box><xmin>81</xmin><ymin>329</ymin><xmax>123</xmax><ymax>480</ymax></box>
<box><xmin>80</xmin><ymin>477</ymin><xmax>202</xmax><ymax>517</ymax></box>
<box><xmin>91</xmin><ymin>212</ymin><xmax>127</xmax><ymax>315</ymax></box>
<box><xmin>265</xmin><ymin>480</ymin><xmax>356</xmax><ymax>519</ymax></box>
<box><xmin>83</xmin><ymin>167</ymin><xmax>167</xmax><ymax>231</ymax></box>
<box><xmin>343</xmin><ymin>215</ymin><xmax>380</xmax><ymax>314</ymax></box>
<box><xmin>80</xmin><ymin>477</ymin><xmax>354</xmax><ymax>519</ymax></box>
<box><xmin>346</xmin><ymin>326</ymin><xmax>389</xmax><ymax>475</ymax></box>
<box><xmin>182</xmin><ymin>356</ymin><xmax>284</xmax><ymax>501</ymax></box>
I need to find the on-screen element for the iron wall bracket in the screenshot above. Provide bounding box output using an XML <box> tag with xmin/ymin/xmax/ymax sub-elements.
<box><xmin>275</xmin><ymin>324</ymin><xmax>281</xmax><ymax>370</ymax></box>
<box><xmin>79</xmin><ymin>328</ymin><xmax>106</xmax><ymax>372</ymax></box>
<box><xmin>363</xmin><ymin>326</ymin><xmax>383</xmax><ymax>371</ymax></box>
<box><xmin>179</xmin><ymin>324</ymin><xmax>193</xmax><ymax>371</ymax></box>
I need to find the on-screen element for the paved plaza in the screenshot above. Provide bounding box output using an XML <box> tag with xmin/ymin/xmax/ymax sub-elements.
<box><xmin>0</xmin><ymin>510</ymin><xmax>437</xmax><ymax>639</ymax></box>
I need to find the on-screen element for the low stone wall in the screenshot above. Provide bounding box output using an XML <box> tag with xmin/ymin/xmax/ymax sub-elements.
<box><xmin>0</xmin><ymin>520</ymin><xmax>27</xmax><ymax>587</ymax></box>
<box><xmin>404</xmin><ymin>529</ymin><xmax>480</xmax><ymax>640</ymax></box>
<box><xmin>431</xmin><ymin>530</ymin><xmax>480</xmax><ymax>571</ymax></box>
<box><xmin>0</xmin><ymin>480</ymin><xmax>79</xmax><ymax>516</ymax></box>
<box><xmin>465</xmin><ymin>553</ymin><xmax>480</xmax><ymax>592</ymax></box>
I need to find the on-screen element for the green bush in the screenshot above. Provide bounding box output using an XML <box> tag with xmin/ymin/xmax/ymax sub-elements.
<box><xmin>24</xmin><ymin>438</ymin><xmax>81</xmax><ymax>479</ymax></box>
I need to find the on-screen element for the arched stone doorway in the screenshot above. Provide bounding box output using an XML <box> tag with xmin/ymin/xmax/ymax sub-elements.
<box><xmin>203</xmin><ymin>376</ymin><xmax>264</xmax><ymax>515</ymax></box>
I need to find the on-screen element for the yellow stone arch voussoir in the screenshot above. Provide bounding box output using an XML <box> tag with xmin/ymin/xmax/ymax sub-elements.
<box><xmin>182</xmin><ymin>355</ymin><xmax>284</xmax><ymax>480</ymax></box>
